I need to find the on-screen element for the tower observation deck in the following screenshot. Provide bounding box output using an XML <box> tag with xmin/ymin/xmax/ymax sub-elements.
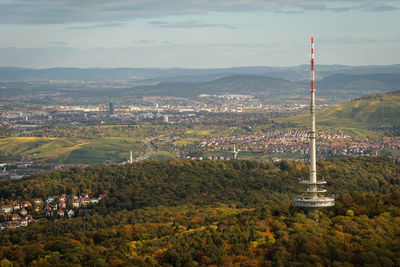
<box><xmin>292</xmin><ymin>37</ymin><xmax>335</xmax><ymax>209</ymax></box>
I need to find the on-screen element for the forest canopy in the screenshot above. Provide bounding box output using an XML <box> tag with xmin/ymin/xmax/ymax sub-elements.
<box><xmin>0</xmin><ymin>157</ymin><xmax>399</xmax><ymax>266</ymax></box>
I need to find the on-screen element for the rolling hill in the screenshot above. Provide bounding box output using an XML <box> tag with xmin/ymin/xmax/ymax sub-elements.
<box><xmin>133</xmin><ymin>74</ymin><xmax>300</xmax><ymax>98</ymax></box>
<box><xmin>276</xmin><ymin>90</ymin><xmax>400</xmax><ymax>136</ymax></box>
<box><xmin>1</xmin><ymin>70</ymin><xmax>400</xmax><ymax>104</ymax></box>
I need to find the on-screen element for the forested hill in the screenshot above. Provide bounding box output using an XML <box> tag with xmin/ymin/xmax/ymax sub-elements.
<box><xmin>1</xmin><ymin>157</ymin><xmax>399</xmax><ymax>211</ymax></box>
<box><xmin>131</xmin><ymin>72</ymin><xmax>400</xmax><ymax>100</ymax></box>
<box><xmin>1</xmin><ymin>157</ymin><xmax>400</xmax><ymax>266</ymax></box>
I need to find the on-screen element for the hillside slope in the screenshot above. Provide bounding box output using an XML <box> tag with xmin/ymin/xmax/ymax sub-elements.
<box><xmin>276</xmin><ymin>90</ymin><xmax>400</xmax><ymax>136</ymax></box>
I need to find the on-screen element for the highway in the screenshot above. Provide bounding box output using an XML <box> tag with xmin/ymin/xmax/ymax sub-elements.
<box><xmin>135</xmin><ymin>138</ymin><xmax>157</xmax><ymax>161</ymax></box>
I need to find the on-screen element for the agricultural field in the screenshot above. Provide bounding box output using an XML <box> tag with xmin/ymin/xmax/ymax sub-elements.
<box><xmin>0</xmin><ymin>136</ymin><xmax>146</xmax><ymax>164</ymax></box>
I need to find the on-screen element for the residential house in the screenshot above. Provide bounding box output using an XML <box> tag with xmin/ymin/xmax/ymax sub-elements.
<box><xmin>90</xmin><ymin>198</ymin><xmax>99</xmax><ymax>204</ymax></box>
<box><xmin>11</xmin><ymin>213</ymin><xmax>21</xmax><ymax>221</ymax></box>
<box><xmin>46</xmin><ymin>196</ymin><xmax>54</xmax><ymax>204</ymax></box>
<box><xmin>57</xmin><ymin>209</ymin><xmax>64</xmax><ymax>217</ymax></box>
<box><xmin>25</xmin><ymin>214</ymin><xmax>33</xmax><ymax>222</ymax></box>
<box><xmin>67</xmin><ymin>210</ymin><xmax>75</xmax><ymax>218</ymax></box>
<box><xmin>13</xmin><ymin>203</ymin><xmax>21</xmax><ymax>211</ymax></box>
<box><xmin>6</xmin><ymin>221</ymin><xmax>20</xmax><ymax>228</ymax></box>
<box><xmin>59</xmin><ymin>200</ymin><xmax>66</xmax><ymax>209</ymax></box>
<box><xmin>0</xmin><ymin>205</ymin><xmax>13</xmax><ymax>213</ymax></box>
<box><xmin>72</xmin><ymin>199</ymin><xmax>80</xmax><ymax>208</ymax></box>
<box><xmin>81</xmin><ymin>197</ymin><xmax>91</xmax><ymax>206</ymax></box>
<box><xmin>20</xmin><ymin>220</ymin><xmax>28</xmax><ymax>227</ymax></box>
<box><xmin>22</xmin><ymin>201</ymin><xmax>32</xmax><ymax>208</ymax></box>
<box><xmin>60</xmin><ymin>194</ymin><xmax>67</xmax><ymax>201</ymax></box>
<box><xmin>33</xmin><ymin>198</ymin><xmax>43</xmax><ymax>205</ymax></box>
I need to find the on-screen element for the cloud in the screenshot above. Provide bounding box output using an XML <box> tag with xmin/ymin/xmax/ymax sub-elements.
<box><xmin>149</xmin><ymin>20</ymin><xmax>236</xmax><ymax>29</ymax></box>
<box><xmin>360</xmin><ymin>3</ymin><xmax>398</xmax><ymax>12</ymax></box>
<box><xmin>66</xmin><ymin>22</ymin><xmax>124</xmax><ymax>30</ymax></box>
<box><xmin>0</xmin><ymin>0</ymin><xmax>398</xmax><ymax>25</ymax></box>
<box><xmin>319</xmin><ymin>36</ymin><xmax>400</xmax><ymax>44</ymax></box>
<box><xmin>41</xmin><ymin>41</ymin><xmax>68</xmax><ymax>47</ymax></box>
<box><xmin>283</xmin><ymin>2</ymin><xmax>398</xmax><ymax>14</ymax></box>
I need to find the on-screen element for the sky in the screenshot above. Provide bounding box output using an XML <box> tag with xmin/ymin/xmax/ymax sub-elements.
<box><xmin>0</xmin><ymin>0</ymin><xmax>399</xmax><ymax>68</ymax></box>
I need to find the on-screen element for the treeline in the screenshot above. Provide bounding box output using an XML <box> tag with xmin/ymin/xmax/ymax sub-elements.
<box><xmin>1</xmin><ymin>157</ymin><xmax>399</xmax><ymax>209</ymax></box>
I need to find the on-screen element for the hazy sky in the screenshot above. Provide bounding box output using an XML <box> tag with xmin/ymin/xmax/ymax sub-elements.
<box><xmin>0</xmin><ymin>0</ymin><xmax>399</xmax><ymax>68</ymax></box>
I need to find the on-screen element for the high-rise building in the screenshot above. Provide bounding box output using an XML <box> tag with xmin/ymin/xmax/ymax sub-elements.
<box><xmin>292</xmin><ymin>37</ymin><xmax>335</xmax><ymax>210</ymax></box>
<box><xmin>109</xmin><ymin>102</ymin><xmax>115</xmax><ymax>116</ymax></box>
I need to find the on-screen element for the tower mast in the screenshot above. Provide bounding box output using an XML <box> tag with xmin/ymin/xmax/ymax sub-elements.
<box><xmin>310</xmin><ymin>36</ymin><xmax>317</xmax><ymax>197</ymax></box>
<box><xmin>292</xmin><ymin>37</ymin><xmax>335</xmax><ymax>210</ymax></box>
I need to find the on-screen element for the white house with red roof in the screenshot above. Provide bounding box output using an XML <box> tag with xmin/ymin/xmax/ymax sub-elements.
<box><xmin>0</xmin><ymin>205</ymin><xmax>13</xmax><ymax>213</ymax></box>
<box><xmin>11</xmin><ymin>213</ymin><xmax>21</xmax><ymax>221</ymax></box>
<box><xmin>22</xmin><ymin>201</ymin><xmax>32</xmax><ymax>208</ymax></box>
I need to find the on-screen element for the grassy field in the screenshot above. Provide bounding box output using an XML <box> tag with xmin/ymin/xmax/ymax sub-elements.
<box><xmin>0</xmin><ymin>136</ymin><xmax>146</xmax><ymax>164</ymax></box>
<box><xmin>150</xmin><ymin>150</ymin><xmax>176</xmax><ymax>160</ymax></box>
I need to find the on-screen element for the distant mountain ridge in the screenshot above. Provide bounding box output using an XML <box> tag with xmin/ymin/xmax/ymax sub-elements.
<box><xmin>132</xmin><ymin>74</ymin><xmax>299</xmax><ymax>98</ymax></box>
<box><xmin>133</xmin><ymin>72</ymin><xmax>400</xmax><ymax>101</ymax></box>
<box><xmin>0</xmin><ymin>67</ymin><xmax>400</xmax><ymax>104</ymax></box>
<box><xmin>1</xmin><ymin>64</ymin><xmax>400</xmax><ymax>82</ymax></box>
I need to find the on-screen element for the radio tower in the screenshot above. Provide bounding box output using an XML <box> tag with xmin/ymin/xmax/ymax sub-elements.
<box><xmin>292</xmin><ymin>37</ymin><xmax>335</xmax><ymax>211</ymax></box>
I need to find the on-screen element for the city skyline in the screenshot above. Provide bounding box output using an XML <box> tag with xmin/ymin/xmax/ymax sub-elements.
<box><xmin>0</xmin><ymin>0</ymin><xmax>399</xmax><ymax>68</ymax></box>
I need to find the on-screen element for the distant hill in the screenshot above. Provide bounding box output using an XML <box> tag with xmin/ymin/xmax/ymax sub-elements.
<box><xmin>325</xmin><ymin>90</ymin><xmax>400</xmax><ymax>126</ymax></box>
<box><xmin>0</xmin><ymin>70</ymin><xmax>399</xmax><ymax>104</ymax></box>
<box><xmin>133</xmin><ymin>74</ymin><xmax>300</xmax><ymax>98</ymax></box>
<box><xmin>1</xmin><ymin>64</ymin><xmax>400</xmax><ymax>82</ymax></box>
<box><xmin>133</xmin><ymin>72</ymin><xmax>400</xmax><ymax>101</ymax></box>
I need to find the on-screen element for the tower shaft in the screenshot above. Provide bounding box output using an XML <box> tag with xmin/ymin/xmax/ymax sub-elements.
<box><xmin>310</xmin><ymin>37</ymin><xmax>317</xmax><ymax>198</ymax></box>
<box><xmin>292</xmin><ymin>37</ymin><xmax>334</xmax><ymax>209</ymax></box>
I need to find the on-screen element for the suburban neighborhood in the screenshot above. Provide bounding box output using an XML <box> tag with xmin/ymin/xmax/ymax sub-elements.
<box><xmin>0</xmin><ymin>193</ymin><xmax>104</xmax><ymax>230</ymax></box>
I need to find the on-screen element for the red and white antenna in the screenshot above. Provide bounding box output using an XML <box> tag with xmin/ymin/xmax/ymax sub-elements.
<box><xmin>311</xmin><ymin>37</ymin><xmax>315</xmax><ymax>92</ymax></box>
<box><xmin>292</xmin><ymin>37</ymin><xmax>335</xmax><ymax>212</ymax></box>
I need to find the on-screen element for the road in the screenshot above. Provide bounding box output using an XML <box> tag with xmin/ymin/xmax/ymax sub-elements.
<box><xmin>135</xmin><ymin>138</ymin><xmax>157</xmax><ymax>161</ymax></box>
